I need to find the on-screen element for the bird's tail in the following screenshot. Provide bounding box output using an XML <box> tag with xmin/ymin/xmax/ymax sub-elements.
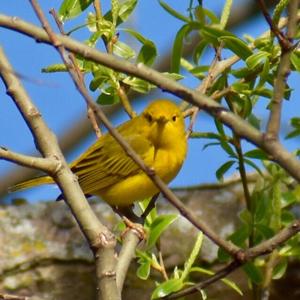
<box><xmin>9</xmin><ymin>175</ymin><xmax>54</xmax><ymax>192</ymax></box>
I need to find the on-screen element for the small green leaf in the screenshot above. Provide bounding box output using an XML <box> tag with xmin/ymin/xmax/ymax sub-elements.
<box><xmin>190</xmin><ymin>267</ymin><xmax>243</xmax><ymax>295</ymax></box>
<box><xmin>172</xmin><ymin>24</ymin><xmax>191</xmax><ymax>73</ymax></box>
<box><xmin>112</xmin><ymin>41</ymin><xmax>135</xmax><ymax>59</ymax></box>
<box><xmin>194</xmin><ymin>6</ymin><xmax>219</xmax><ymax>24</ymax></box>
<box><xmin>243</xmin><ymin>158</ymin><xmax>264</xmax><ymax>175</ymax></box>
<box><xmin>220</xmin><ymin>36</ymin><xmax>253</xmax><ymax>60</ymax></box>
<box><xmin>162</xmin><ymin>72</ymin><xmax>184</xmax><ymax>81</ymax></box>
<box><xmin>290</xmin><ymin>51</ymin><xmax>300</xmax><ymax>72</ymax></box>
<box><xmin>200</xmin><ymin>26</ymin><xmax>234</xmax><ymax>46</ymax></box>
<box><xmin>272</xmin><ymin>258</ymin><xmax>287</xmax><ymax>280</ymax></box>
<box><xmin>42</xmin><ymin>63</ymin><xmax>68</xmax><ymax>73</ymax></box>
<box><xmin>244</xmin><ymin>149</ymin><xmax>268</xmax><ymax>160</ymax></box>
<box><xmin>216</xmin><ymin>160</ymin><xmax>235</xmax><ymax>181</ymax></box>
<box><xmin>158</xmin><ymin>0</ymin><xmax>190</xmax><ymax>23</ymax></box>
<box><xmin>147</xmin><ymin>214</ymin><xmax>178</xmax><ymax>248</ymax></box>
<box><xmin>118</xmin><ymin>0</ymin><xmax>137</xmax><ymax>23</ymax></box>
<box><xmin>97</xmin><ymin>87</ymin><xmax>119</xmax><ymax>105</ymax></box>
<box><xmin>123</xmin><ymin>77</ymin><xmax>155</xmax><ymax>93</ymax></box>
<box><xmin>136</xmin><ymin>259</ymin><xmax>151</xmax><ymax>280</ymax></box>
<box><xmin>248</xmin><ymin>114</ymin><xmax>261</xmax><ymax>130</ymax></box>
<box><xmin>59</xmin><ymin>0</ymin><xmax>94</xmax><ymax>21</ymax></box>
<box><xmin>193</xmin><ymin>40</ymin><xmax>208</xmax><ymax>64</ymax></box>
<box><xmin>151</xmin><ymin>278</ymin><xmax>184</xmax><ymax>299</ymax></box>
<box><xmin>246</xmin><ymin>51</ymin><xmax>269</xmax><ymax>70</ymax></box>
<box><xmin>220</xmin><ymin>140</ymin><xmax>236</xmax><ymax>157</ymax></box>
<box><xmin>243</xmin><ymin>262</ymin><xmax>263</xmax><ymax>284</ymax></box>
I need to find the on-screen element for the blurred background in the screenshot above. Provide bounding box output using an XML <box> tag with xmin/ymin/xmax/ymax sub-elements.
<box><xmin>0</xmin><ymin>0</ymin><xmax>299</xmax><ymax>203</ymax></box>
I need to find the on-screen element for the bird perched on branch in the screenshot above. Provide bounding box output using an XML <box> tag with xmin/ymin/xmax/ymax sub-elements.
<box><xmin>11</xmin><ymin>99</ymin><xmax>187</xmax><ymax>208</ymax></box>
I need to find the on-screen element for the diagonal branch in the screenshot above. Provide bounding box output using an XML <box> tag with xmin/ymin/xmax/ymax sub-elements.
<box><xmin>0</xmin><ymin>146</ymin><xmax>58</xmax><ymax>173</ymax></box>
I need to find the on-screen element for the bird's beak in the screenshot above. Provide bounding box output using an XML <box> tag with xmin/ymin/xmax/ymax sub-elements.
<box><xmin>156</xmin><ymin>115</ymin><xmax>168</xmax><ymax>124</ymax></box>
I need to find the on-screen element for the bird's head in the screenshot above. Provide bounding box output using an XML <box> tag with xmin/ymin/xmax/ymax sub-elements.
<box><xmin>142</xmin><ymin>99</ymin><xmax>186</xmax><ymax>148</ymax></box>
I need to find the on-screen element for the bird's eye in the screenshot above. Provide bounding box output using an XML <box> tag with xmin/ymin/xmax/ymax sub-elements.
<box><xmin>172</xmin><ymin>115</ymin><xmax>177</xmax><ymax>122</ymax></box>
<box><xmin>146</xmin><ymin>114</ymin><xmax>153</xmax><ymax>122</ymax></box>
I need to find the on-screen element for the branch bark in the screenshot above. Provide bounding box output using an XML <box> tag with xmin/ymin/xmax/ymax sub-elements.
<box><xmin>265</xmin><ymin>0</ymin><xmax>298</xmax><ymax>139</ymax></box>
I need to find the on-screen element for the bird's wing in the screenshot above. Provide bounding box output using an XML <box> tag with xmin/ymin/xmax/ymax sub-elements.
<box><xmin>70</xmin><ymin>132</ymin><xmax>154</xmax><ymax>194</ymax></box>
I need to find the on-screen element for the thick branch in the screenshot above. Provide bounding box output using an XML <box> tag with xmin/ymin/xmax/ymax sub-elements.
<box><xmin>0</xmin><ymin>146</ymin><xmax>57</xmax><ymax>173</ymax></box>
<box><xmin>116</xmin><ymin>231</ymin><xmax>140</xmax><ymax>291</ymax></box>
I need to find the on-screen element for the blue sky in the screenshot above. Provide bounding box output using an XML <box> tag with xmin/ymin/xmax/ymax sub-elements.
<box><xmin>0</xmin><ymin>1</ymin><xmax>299</xmax><ymax>202</ymax></box>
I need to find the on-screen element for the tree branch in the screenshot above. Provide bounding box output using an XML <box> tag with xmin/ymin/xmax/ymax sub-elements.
<box><xmin>0</xmin><ymin>146</ymin><xmax>57</xmax><ymax>173</ymax></box>
<box><xmin>116</xmin><ymin>231</ymin><xmax>140</xmax><ymax>291</ymax></box>
<box><xmin>265</xmin><ymin>0</ymin><xmax>298</xmax><ymax>139</ymax></box>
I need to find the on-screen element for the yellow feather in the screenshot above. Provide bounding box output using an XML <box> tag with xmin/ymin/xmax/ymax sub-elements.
<box><xmin>11</xmin><ymin>99</ymin><xmax>187</xmax><ymax>206</ymax></box>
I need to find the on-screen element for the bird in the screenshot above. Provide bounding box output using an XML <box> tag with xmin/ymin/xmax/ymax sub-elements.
<box><xmin>11</xmin><ymin>99</ymin><xmax>187</xmax><ymax>208</ymax></box>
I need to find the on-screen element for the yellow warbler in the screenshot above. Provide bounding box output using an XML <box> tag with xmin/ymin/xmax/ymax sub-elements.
<box><xmin>11</xmin><ymin>99</ymin><xmax>187</xmax><ymax>207</ymax></box>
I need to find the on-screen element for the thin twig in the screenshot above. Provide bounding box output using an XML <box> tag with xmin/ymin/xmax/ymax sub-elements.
<box><xmin>257</xmin><ymin>0</ymin><xmax>292</xmax><ymax>50</ymax></box>
<box><xmin>163</xmin><ymin>261</ymin><xmax>241</xmax><ymax>299</ymax></box>
<box><xmin>49</xmin><ymin>8</ymin><xmax>102</xmax><ymax>138</ymax></box>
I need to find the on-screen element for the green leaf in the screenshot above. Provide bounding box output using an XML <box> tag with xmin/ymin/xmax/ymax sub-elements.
<box><xmin>246</xmin><ymin>51</ymin><xmax>269</xmax><ymax>70</ymax></box>
<box><xmin>243</xmin><ymin>158</ymin><xmax>264</xmax><ymax>176</ymax></box>
<box><xmin>97</xmin><ymin>87</ymin><xmax>119</xmax><ymax>105</ymax></box>
<box><xmin>112</xmin><ymin>41</ymin><xmax>135</xmax><ymax>59</ymax></box>
<box><xmin>200</xmin><ymin>26</ymin><xmax>234</xmax><ymax>46</ymax></box>
<box><xmin>118</xmin><ymin>0</ymin><xmax>137</xmax><ymax>23</ymax></box>
<box><xmin>172</xmin><ymin>24</ymin><xmax>191</xmax><ymax>73</ymax></box>
<box><xmin>162</xmin><ymin>72</ymin><xmax>184</xmax><ymax>81</ymax></box>
<box><xmin>42</xmin><ymin>63</ymin><xmax>68</xmax><ymax>73</ymax></box>
<box><xmin>216</xmin><ymin>160</ymin><xmax>235</xmax><ymax>181</ymax></box>
<box><xmin>190</xmin><ymin>132</ymin><xmax>221</xmax><ymax>140</ymax></box>
<box><xmin>158</xmin><ymin>0</ymin><xmax>190</xmax><ymax>23</ymax></box>
<box><xmin>190</xmin><ymin>267</ymin><xmax>243</xmax><ymax>296</ymax></box>
<box><xmin>151</xmin><ymin>278</ymin><xmax>184</xmax><ymax>299</ymax></box>
<box><xmin>220</xmin><ymin>140</ymin><xmax>236</xmax><ymax>157</ymax></box>
<box><xmin>193</xmin><ymin>40</ymin><xmax>209</xmax><ymax>64</ymax></box>
<box><xmin>181</xmin><ymin>232</ymin><xmax>203</xmax><ymax>281</ymax></box>
<box><xmin>253</xmin><ymin>87</ymin><xmax>273</xmax><ymax>99</ymax></box>
<box><xmin>286</xmin><ymin>129</ymin><xmax>300</xmax><ymax>139</ymax></box>
<box><xmin>122</xmin><ymin>77</ymin><xmax>155</xmax><ymax>93</ymax></box>
<box><xmin>194</xmin><ymin>6</ymin><xmax>219</xmax><ymax>24</ymax></box>
<box><xmin>104</xmin><ymin>0</ymin><xmax>137</xmax><ymax>26</ymax></box>
<box><xmin>248</xmin><ymin>114</ymin><xmax>261</xmax><ymax>130</ymax></box>
<box><xmin>220</xmin><ymin>36</ymin><xmax>253</xmax><ymax>60</ymax></box>
<box><xmin>220</xmin><ymin>0</ymin><xmax>233</xmax><ymax>29</ymax></box>
<box><xmin>229</xmin><ymin>224</ymin><xmax>249</xmax><ymax>246</ymax></box>
<box><xmin>123</xmin><ymin>28</ymin><xmax>157</xmax><ymax>66</ymax></box>
<box><xmin>111</xmin><ymin>0</ymin><xmax>120</xmax><ymax>25</ymax></box>
<box><xmin>136</xmin><ymin>259</ymin><xmax>151</xmax><ymax>280</ymax></box>
<box><xmin>243</xmin><ymin>262</ymin><xmax>263</xmax><ymax>284</ymax></box>
<box><xmin>59</xmin><ymin>0</ymin><xmax>94</xmax><ymax>21</ymax></box>
<box><xmin>290</xmin><ymin>51</ymin><xmax>300</xmax><ymax>72</ymax></box>
<box><xmin>244</xmin><ymin>149</ymin><xmax>268</xmax><ymax>160</ymax></box>
<box><xmin>272</xmin><ymin>258</ymin><xmax>288</xmax><ymax>280</ymax></box>
<box><xmin>147</xmin><ymin>214</ymin><xmax>178</xmax><ymax>248</ymax></box>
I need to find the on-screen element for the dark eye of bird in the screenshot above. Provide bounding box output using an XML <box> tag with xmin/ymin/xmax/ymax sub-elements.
<box><xmin>172</xmin><ymin>115</ymin><xmax>177</xmax><ymax>122</ymax></box>
<box><xmin>146</xmin><ymin>114</ymin><xmax>153</xmax><ymax>122</ymax></box>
